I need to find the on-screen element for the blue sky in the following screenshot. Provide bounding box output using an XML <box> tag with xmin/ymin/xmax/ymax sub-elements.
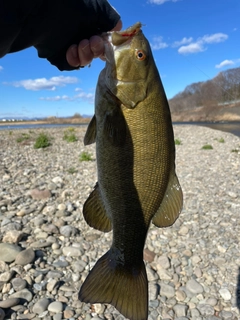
<box><xmin>0</xmin><ymin>0</ymin><xmax>239</xmax><ymax>119</ymax></box>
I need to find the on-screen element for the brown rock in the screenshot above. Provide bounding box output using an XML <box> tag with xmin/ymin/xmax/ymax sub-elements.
<box><xmin>28</xmin><ymin>189</ymin><xmax>51</xmax><ymax>200</ymax></box>
<box><xmin>143</xmin><ymin>248</ymin><xmax>156</xmax><ymax>262</ymax></box>
<box><xmin>3</xmin><ymin>230</ymin><xmax>24</xmax><ymax>244</ymax></box>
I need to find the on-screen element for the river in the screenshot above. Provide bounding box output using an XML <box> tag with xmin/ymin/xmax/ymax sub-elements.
<box><xmin>0</xmin><ymin>122</ymin><xmax>239</xmax><ymax>137</ymax></box>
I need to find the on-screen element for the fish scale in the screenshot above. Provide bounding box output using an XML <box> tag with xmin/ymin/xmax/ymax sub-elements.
<box><xmin>79</xmin><ymin>22</ymin><xmax>183</xmax><ymax>320</ymax></box>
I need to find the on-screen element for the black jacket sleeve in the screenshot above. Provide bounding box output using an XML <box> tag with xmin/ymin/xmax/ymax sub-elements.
<box><xmin>0</xmin><ymin>0</ymin><xmax>120</xmax><ymax>70</ymax></box>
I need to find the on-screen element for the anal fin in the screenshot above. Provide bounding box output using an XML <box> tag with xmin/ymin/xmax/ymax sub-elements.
<box><xmin>83</xmin><ymin>183</ymin><xmax>112</xmax><ymax>232</ymax></box>
<box><xmin>153</xmin><ymin>170</ymin><xmax>183</xmax><ymax>228</ymax></box>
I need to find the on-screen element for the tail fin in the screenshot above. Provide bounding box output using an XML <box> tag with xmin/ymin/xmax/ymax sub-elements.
<box><xmin>79</xmin><ymin>250</ymin><xmax>148</xmax><ymax>320</ymax></box>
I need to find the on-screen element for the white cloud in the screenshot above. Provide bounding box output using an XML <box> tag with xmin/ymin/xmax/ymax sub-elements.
<box><xmin>0</xmin><ymin>66</ymin><xmax>3</xmax><ymax>71</ymax></box>
<box><xmin>172</xmin><ymin>37</ymin><xmax>193</xmax><ymax>47</ymax></box>
<box><xmin>178</xmin><ymin>32</ymin><xmax>228</xmax><ymax>55</ymax></box>
<box><xmin>5</xmin><ymin>76</ymin><xmax>78</xmax><ymax>91</ymax></box>
<box><xmin>201</xmin><ymin>33</ymin><xmax>228</xmax><ymax>44</ymax></box>
<box><xmin>151</xmin><ymin>36</ymin><xmax>168</xmax><ymax>50</ymax></box>
<box><xmin>215</xmin><ymin>58</ymin><xmax>240</xmax><ymax>69</ymax></box>
<box><xmin>40</xmin><ymin>89</ymin><xmax>94</xmax><ymax>104</ymax></box>
<box><xmin>178</xmin><ymin>42</ymin><xmax>205</xmax><ymax>54</ymax></box>
<box><xmin>149</xmin><ymin>0</ymin><xmax>179</xmax><ymax>4</ymax></box>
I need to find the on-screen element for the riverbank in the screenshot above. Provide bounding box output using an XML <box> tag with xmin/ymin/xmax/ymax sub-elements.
<box><xmin>0</xmin><ymin>125</ymin><xmax>240</xmax><ymax>319</ymax></box>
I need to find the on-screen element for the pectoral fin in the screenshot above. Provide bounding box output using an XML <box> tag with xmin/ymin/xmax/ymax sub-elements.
<box><xmin>104</xmin><ymin>108</ymin><xmax>127</xmax><ymax>146</ymax></box>
<box><xmin>84</xmin><ymin>115</ymin><xmax>96</xmax><ymax>146</ymax></box>
<box><xmin>153</xmin><ymin>171</ymin><xmax>183</xmax><ymax>228</ymax></box>
<box><xmin>83</xmin><ymin>183</ymin><xmax>112</xmax><ymax>232</ymax></box>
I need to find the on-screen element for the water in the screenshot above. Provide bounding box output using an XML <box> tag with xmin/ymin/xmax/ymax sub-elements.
<box><xmin>173</xmin><ymin>122</ymin><xmax>240</xmax><ymax>138</ymax></box>
<box><xmin>0</xmin><ymin>121</ymin><xmax>239</xmax><ymax>137</ymax></box>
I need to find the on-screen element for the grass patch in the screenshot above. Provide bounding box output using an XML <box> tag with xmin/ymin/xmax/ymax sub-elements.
<box><xmin>215</xmin><ymin>137</ymin><xmax>225</xmax><ymax>143</ymax></box>
<box><xmin>63</xmin><ymin>127</ymin><xmax>78</xmax><ymax>142</ymax></box>
<box><xmin>202</xmin><ymin>144</ymin><xmax>213</xmax><ymax>150</ymax></box>
<box><xmin>34</xmin><ymin>133</ymin><xmax>51</xmax><ymax>149</ymax></box>
<box><xmin>175</xmin><ymin>138</ymin><xmax>182</xmax><ymax>145</ymax></box>
<box><xmin>231</xmin><ymin>148</ymin><xmax>239</xmax><ymax>153</ymax></box>
<box><xmin>79</xmin><ymin>151</ymin><xmax>93</xmax><ymax>162</ymax></box>
<box><xmin>16</xmin><ymin>133</ymin><xmax>30</xmax><ymax>143</ymax></box>
<box><xmin>67</xmin><ymin>167</ymin><xmax>77</xmax><ymax>174</ymax></box>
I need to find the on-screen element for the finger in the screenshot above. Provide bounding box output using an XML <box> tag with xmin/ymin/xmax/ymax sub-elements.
<box><xmin>77</xmin><ymin>39</ymin><xmax>94</xmax><ymax>66</ymax></box>
<box><xmin>66</xmin><ymin>44</ymin><xmax>80</xmax><ymax>67</ymax></box>
<box><xmin>89</xmin><ymin>36</ymin><xmax>105</xmax><ymax>58</ymax></box>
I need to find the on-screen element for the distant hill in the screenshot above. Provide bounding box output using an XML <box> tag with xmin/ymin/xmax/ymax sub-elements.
<box><xmin>169</xmin><ymin>67</ymin><xmax>240</xmax><ymax>122</ymax></box>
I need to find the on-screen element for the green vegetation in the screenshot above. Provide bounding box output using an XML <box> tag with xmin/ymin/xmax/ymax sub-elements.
<box><xmin>175</xmin><ymin>138</ymin><xmax>182</xmax><ymax>145</ymax></box>
<box><xmin>231</xmin><ymin>148</ymin><xmax>239</xmax><ymax>153</ymax></box>
<box><xmin>67</xmin><ymin>167</ymin><xmax>77</xmax><ymax>174</ymax></box>
<box><xmin>9</xmin><ymin>131</ymin><xmax>13</xmax><ymax>136</ymax></box>
<box><xmin>16</xmin><ymin>133</ymin><xmax>30</xmax><ymax>143</ymax></box>
<box><xmin>63</xmin><ymin>127</ymin><xmax>78</xmax><ymax>143</ymax></box>
<box><xmin>34</xmin><ymin>133</ymin><xmax>51</xmax><ymax>149</ymax></box>
<box><xmin>79</xmin><ymin>151</ymin><xmax>93</xmax><ymax>162</ymax></box>
<box><xmin>215</xmin><ymin>137</ymin><xmax>225</xmax><ymax>143</ymax></box>
<box><xmin>202</xmin><ymin>144</ymin><xmax>213</xmax><ymax>150</ymax></box>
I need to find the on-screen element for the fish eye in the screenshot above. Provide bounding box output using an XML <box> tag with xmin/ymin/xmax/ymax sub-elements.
<box><xmin>135</xmin><ymin>49</ymin><xmax>146</xmax><ymax>61</ymax></box>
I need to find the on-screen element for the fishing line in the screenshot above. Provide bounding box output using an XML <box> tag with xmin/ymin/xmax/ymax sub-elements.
<box><xmin>181</xmin><ymin>54</ymin><xmax>239</xmax><ymax>102</ymax></box>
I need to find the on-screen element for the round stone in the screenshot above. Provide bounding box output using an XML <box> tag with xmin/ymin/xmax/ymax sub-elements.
<box><xmin>15</xmin><ymin>248</ymin><xmax>35</xmax><ymax>265</ymax></box>
<box><xmin>0</xmin><ymin>243</ymin><xmax>22</xmax><ymax>263</ymax></box>
<box><xmin>48</xmin><ymin>301</ymin><xmax>63</xmax><ymax>313</ymax></box>
<box><xmin>219</xmin><ymin>288</ymin><xmax>231</xmax><ymax>301</ymax></box>
<box><xmin>32</xmin><ymin>298</ymin><xmax>50</xmax><ymax>314</ymax></box>
<box><xmin>0</xmin><ymin>298</ymin><xmax>20</xmax><ymax>308</ymax></box>
<box><xmin>186</xmin><ymin>279</ymin><xmax>203</xmax><ymax>294</ymax></box>
<box><xmin>11</xmin><ymin>278</ymin><xmax>27</xmax><ymax>291</ymax></box>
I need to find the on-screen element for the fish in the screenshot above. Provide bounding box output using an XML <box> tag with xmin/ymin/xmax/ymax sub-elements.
<box><xmin>78</xmin><ymin>22</ymin><xmax>183</xmax><ymax>320</ymax></box>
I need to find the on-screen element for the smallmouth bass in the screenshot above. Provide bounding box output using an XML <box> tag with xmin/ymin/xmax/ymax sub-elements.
<box><xmin>79</xmin><ymin>22</ymin><xmax>183</xmax><ymax>320</ymax></box>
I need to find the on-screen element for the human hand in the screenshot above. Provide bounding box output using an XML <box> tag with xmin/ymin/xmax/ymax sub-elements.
<box><xmin>66</xmin><ymin>20</ymin><xmax>122</xmax><ymax>68</ymax></box>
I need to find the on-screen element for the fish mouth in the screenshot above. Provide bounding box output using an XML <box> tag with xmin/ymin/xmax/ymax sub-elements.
<box><xmin>102</xmin><ymin>22</ymin><xmax>142</xmax><ymax>63</ymax></box>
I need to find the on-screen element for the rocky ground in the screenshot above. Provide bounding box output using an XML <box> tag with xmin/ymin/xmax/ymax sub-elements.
<box><xmin>0</xmin><ymin>125</ymin><xmax>240</xmax><ymax>320</ymax></box>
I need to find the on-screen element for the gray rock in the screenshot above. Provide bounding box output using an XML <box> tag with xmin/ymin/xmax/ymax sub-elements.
<box><xmin>173</xmin><ymin>304</ymin><xmax>188</xmax><ymax>317</ymax></box>
<box><xmin>160</xmin><ymin>283</ymin><xmax>175</xmax><ymax>298</ymax></box>
<box><xmin>62</xmin><ymin>246</ymin><xmax>82</xmax><ymax>257</ymax></box>
<box><xmin>219</xmin><ymin>310</ymin><xmax>233</xmax><ymax>319</ymax></box>
<box><xmin>48</xmin><ymin>301</ymin><xmax>63</xmax><ymax>313</ymax></box>
<box><xmin>32</xmin><ymin>298</ymin><xmax>50</xmax><ymax>314</ymax></box>
<box><xmin>197</xmin><ymin>304</ymin><xmax>215</xmax><ymax>317</ymax></box>
<box><xmin>0</xmin><ymin>298</ymin><xmax>20</xmax><ymax>308</ymax></box>
<box><xmin>10</xmin><ymin>289</ymin><xmax>33</xmax><ymax>302</ymax></box>
<box><xmin>156</xmin><ymin>255</ymin><xmax>171</xmax><ymax>269</ymax></box>
<box><xmin>186</xmin><ymin>279</ymin><xmax>203</xmax><ymax>294</ymax></box>
<box><xmin>149</xmin><ymin>283</ymin><xmax>159</xmax><ymax>300</ymax></box>
<box><xmin>11</xmin><ymin>278</ymin><xmax>27</xmax><ymax>291</ymax></box>
<box><xmin>0</xmin><ymin>243</ymin><xmax>22</xmax><ymax>262</ymax></box>
<box><xmin>53</xmin><ymin>313</ymin><xmax>63</xmax><ymax>320</ymax></box>
<box><xmin>0</xmin><ymin>271</ymin><xmax>14</xmax><ymax>282</ymax></box>
<box><xmin>15</xmin><ymin>248</ymin><xmax>35</xmax><ymax>265</ymax></box>
<box><xmin>60</xmin><ymin>226</ymin><xmax>78</xmax><ymax>237</ymax></box>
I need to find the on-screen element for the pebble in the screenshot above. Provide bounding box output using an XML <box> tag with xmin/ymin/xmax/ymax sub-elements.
<box><xmin>15</xmin><ymin>248</ymin><xmax>35</xmax><ymax>265</ymax></box>
<box><xmin>10</xmin><ymin>288</ymin><xmax>33</xmax><ymax>302</ymax></box>
<box><xmin>219</xmin><ymin>288</ymin><xmax>231</xmax><ymax>300</ymax></box>
<box><xmin>0</xmin><ymin>126</ymin><xmax>239</xmax><ymax>320</ymax></box>
<box><xmin>48</xmin><ymin>301</ymin><xmax>63</xmax><ymax>313</ymax></box>
<box><xmin>32</xmin><ymin>298</ymin><xmax>50</xmax><ymax>314</ymax></box>
<box><xmin>186</xmin><ymin>279</ymin><xmax>204</xmax><ymax>294</ymax></box>
<box><xmin>0</xmin><ymin>243</ymin><xmax>22</xmax><ymax>262</ymax></box>
<box><xmin>0</xmin><ymin>298</ymin><xmax>20</xmax><ymax>308</ymax></box>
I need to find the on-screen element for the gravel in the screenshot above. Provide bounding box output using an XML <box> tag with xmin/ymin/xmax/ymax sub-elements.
<box><xmin>0</xmin><ymin>125</ymin><xmax>239</xmax><ymax>319</ymax></box>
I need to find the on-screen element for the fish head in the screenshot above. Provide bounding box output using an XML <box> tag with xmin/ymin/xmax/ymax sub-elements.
<box><xmin>103</xmin><ymin>22</ymin><xmax>154</xmax><ymax>108</ymax></box>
